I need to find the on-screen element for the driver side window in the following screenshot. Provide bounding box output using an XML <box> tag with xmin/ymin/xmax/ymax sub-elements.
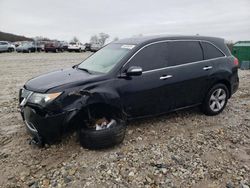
<box><xmin>124</xmin><ymin>42</ymin><xmax>169</xmax><ymax>72</ymax></box>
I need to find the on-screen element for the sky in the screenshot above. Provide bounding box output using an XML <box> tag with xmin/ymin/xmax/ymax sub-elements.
<box><xmin>0</xmin><ymin>0</ymin><xmax>250</xmax><ymax>43</ymax></box>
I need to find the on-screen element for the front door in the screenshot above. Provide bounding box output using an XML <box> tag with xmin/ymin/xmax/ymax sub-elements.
<box><xmin>117</xmin><ymin>42</ymin><xmax>176</xmax><ymax>117</ymax></box>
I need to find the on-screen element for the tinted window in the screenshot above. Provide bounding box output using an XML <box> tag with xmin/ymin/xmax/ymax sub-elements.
<box><xmin>168</xmin><ymin>41</ymin><xmax>203</xmax><ymax>66</ymax></box>
<box><xmin>129</xmin><ymin>42</ymin><xmax>168</xmax><ymax>71</ymax></box>
<box><xmin>201</xmin><ymin>42</ymin><xmax>224</xmax><ymax>59</ymax></box>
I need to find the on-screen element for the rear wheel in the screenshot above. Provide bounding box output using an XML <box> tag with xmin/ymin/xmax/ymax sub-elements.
<box><xmin>202</xmin><ymin>83</ymin><xmax>229</xmax><ymax>116</ymax></box>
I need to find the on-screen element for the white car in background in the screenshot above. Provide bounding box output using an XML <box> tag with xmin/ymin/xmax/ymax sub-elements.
<box><xmin>0</xmin><ymin>41</ymin><xmax>15</xmax><ymax>52</ymax></box>
<box><xmin>68</xmin><ymin>42</ymin><xmax>86</xmax><ymax>52</ymax></box>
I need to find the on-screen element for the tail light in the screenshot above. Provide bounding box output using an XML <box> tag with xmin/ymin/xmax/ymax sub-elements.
<box><xmin>234</xmin><ymin>58</ymin><xmax>239</xmax><ymax>66</ymax></box>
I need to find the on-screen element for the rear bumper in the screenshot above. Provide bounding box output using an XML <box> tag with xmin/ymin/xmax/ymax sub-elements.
<box><xmin>230</xmin><ymin>69</ymin><xmax>239</xmax><ymax>95</ymax></box>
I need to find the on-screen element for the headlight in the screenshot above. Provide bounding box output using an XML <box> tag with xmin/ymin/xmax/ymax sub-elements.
<box><xmin>28</xmin><ymin>92</ymin><xmax>62</xmax><ymax>106</ymax></box>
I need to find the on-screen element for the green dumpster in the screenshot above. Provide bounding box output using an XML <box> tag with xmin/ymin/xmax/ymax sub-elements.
<box><xmin>232</xmin><ymin>41</ymin><xmax>250</xmax><ymax>68</ymax></box>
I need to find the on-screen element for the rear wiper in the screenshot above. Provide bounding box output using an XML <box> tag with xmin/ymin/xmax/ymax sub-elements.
<box><xmin>77</xmin><ymin>67</ymin><xmax>92</xmax><ymax>74</ymax></box>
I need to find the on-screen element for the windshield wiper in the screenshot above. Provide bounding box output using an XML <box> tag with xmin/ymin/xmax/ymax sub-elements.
<box><xmin>77</xmin><ymin>67</ymin><xmax>92</xmax><ymax>74</ymax></box>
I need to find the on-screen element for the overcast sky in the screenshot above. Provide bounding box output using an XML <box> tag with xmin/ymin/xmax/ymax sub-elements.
<box><xmin>0</xmin><ymin>0</ymin><xmax>249</xmax><ymax>42</ymax></box>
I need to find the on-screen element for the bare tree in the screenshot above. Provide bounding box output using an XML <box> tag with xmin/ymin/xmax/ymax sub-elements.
<box><xmin>98</xmin><ymin>33</ymin><xmax>110</xmax><ymax>45</ymax></box>
<box><xmin>89</xmin><ymin>33</ymin><xmax>110</xmax><ymax>45</ymax></box>
<box><xmin>90</xmin><ymin>35</ymin><xmax>99</xmax><ymax>44</ymax></box>
<box><xmin>71</xmin><ymin>36</ymin><xmax>79</xmax><ymax>43</ymax></box>
<box><xmin>113</xmin><ymin>37</ymin><xmax>119</xmax><ymax>41</ymax></box>
<box><xmin>225</xmin><ymin>40</ymin><xmax>234</xmax><ymax>52</ymax></box>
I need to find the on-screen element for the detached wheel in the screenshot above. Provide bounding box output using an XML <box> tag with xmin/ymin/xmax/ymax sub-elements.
<box><xmin>202</xmin><ymin>83</ymin><xmax>229</xmax><ymax>116</ymax></box>
<box><xmin>79</xmin><ymin>118</ymin><xmax>126</xmax><ymax>150</ymax></box>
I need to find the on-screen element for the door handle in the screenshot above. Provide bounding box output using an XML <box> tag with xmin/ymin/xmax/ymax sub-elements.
<box><xmin>160</xmin><ymin>75</ymin><xmax>173</xmax><ymax>80</ymax></box>
<box><xmin>203</xmin><ymin>66</ymin><xmax>213</xmax><ymax>70</ymax></box>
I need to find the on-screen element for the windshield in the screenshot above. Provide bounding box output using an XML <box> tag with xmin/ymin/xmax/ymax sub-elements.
<box><xmin>78</xmin><ymin>43</ymin><xmax>135</xmax><ymax>73</ymax></box>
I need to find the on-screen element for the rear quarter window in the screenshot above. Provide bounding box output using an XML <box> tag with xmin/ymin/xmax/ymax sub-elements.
<box><xmin>201</xmin><ymin>42</ymin><xmax>225</xmax><ymax>60</ymax></box>
<box><xmin>168</xmin><ymin>41</ymin><xmax>203</xmax><ymax>66</ymax></box>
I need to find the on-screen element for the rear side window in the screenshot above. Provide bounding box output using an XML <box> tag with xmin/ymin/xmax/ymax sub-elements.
<box><xmin>201</xmin><ymin>42</ymin><xmax>225</xmax><ymax>59</ymax></box>
<box><xmin>168</xmin><ymin>41</ymin><xmax>203</xmax><ymax>66</ymax></box>
<box><xmin>129</xmin><ymin>42</ymin><xmax>168</xmax><ymax>71</ymax></box>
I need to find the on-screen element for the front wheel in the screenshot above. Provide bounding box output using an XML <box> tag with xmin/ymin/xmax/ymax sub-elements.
<box><xmin>201</xmin><ymin>83</ymin><xmax>229</xmax><ymax>116</ymax></box>
<box><xmin>8</xmin><ymin>48</ymin><xmax>14</xmax><ymax>52</ymax></box>
<box><xmin>79</xmin><ymin>117</ymin><xmax>126</xmax><ymax>150</ymax></box>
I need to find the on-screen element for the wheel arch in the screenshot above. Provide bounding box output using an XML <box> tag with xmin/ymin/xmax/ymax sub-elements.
<box><xmin>213</xmin><ymin>79</ymin><xmax>231</xmax><ymax>98</ymax></box>
<box><xmin>70</xmin><ymin>102</ymin><xmax>125</xmax><ymax>129</ymax></box>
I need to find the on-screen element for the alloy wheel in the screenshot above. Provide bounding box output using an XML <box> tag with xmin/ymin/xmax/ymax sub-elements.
<box><xmin>209</xmin><ymin>88</ymin><xmax>227</xmax><ymax>112</ymax></box>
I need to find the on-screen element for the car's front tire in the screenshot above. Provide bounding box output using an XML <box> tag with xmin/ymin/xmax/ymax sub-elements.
<box><xmin>202</xmin><ymin>83</ymin><xmax>229</xmax><ymax>116</ymax></box>
<box><xmin>79</xmin><ymin>118</ymin><xmax>126</xmax><ymax>150</ymax></box>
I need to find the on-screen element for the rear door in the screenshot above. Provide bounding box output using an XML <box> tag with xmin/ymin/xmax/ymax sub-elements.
<box><xmin>160</xmin><ymin>41</ymin><xmax>212</xmax><ymax>109</ymax></box>
<box><xmin>200</xmin><ymin>41</ymin><xmax>228</xmax><ymax>89</ymax></box>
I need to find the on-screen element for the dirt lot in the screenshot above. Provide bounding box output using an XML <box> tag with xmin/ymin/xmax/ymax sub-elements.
<box><xmin>0</xmin><ymin>52</ymin><xmax>249</xmax><ymax>188</ymax></box>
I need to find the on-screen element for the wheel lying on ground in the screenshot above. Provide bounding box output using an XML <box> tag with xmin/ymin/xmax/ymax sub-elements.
<box><xmin>201</xmin><ymin>83</ymin><xmax>229</xmax><ymax>116</ymax></box>
<box><xmin>79</xmin><ymin>118</ymin><xmax>126</xmax><ymax>150</ymax></box>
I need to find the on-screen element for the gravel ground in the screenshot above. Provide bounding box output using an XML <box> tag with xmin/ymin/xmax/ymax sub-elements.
<box><xmin>0</xmin><ymin>52</ymin><xmax>249</xmax><ymax>188</ymax></box>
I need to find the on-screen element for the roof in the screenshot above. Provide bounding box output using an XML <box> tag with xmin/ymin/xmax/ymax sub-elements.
<box><xmin>114</xmin><ymin>35</ymin><xmax>231</xmax><ymax>56</ymax></box>
<box><xmin>114</xmin><ymin>35</ymin><xmax>224</xmax><ymax>45</ymax></box>
<box><xmin>234</xmin><ymin>41</ymin><xmax>250</xmax><ymax>47</ymax></box>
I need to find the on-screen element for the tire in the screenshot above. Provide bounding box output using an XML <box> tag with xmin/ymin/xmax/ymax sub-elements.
<box><xmin>8</xmin><ymin>48</ymin><xmax>13</xmax><ymax>52</ymax></box>
<box><xmin>201</xmin><ymin>83</ymin><xmax>229</xmax><ymax>116</ymax></box>
<box><xmin>79</xmin><ymin>119</ymin><xmax>126</xmax><ymax>150</ymax></box>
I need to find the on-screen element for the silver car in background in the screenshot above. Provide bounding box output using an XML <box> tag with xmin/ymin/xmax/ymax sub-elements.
<box><xmin>0</xmin><ymin>41</ymin><xmax>15</xmax><ymax>52</ymax></box>
<box><xmin>90</xmin><ymin>42</ymin><xmax>102</xmax><ymax>52</ymax></box>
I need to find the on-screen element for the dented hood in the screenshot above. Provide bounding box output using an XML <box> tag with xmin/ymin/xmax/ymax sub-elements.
<box><xmin>25</xmin><ymin>68</ymin><xmax>99</xmax><ymax>93</ymax></box>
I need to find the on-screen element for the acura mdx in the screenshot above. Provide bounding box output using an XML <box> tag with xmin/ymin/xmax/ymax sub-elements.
<box><xmin>19</xmin><ymin>35</ymin><xmax>239</xmax><ymax>149</ymax></box>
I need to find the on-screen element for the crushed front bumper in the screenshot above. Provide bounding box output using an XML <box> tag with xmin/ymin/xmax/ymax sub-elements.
<box><xmin>20</xmin><ymin>106</ymin><xmax>69</xmax><ymax>144</ymax></box>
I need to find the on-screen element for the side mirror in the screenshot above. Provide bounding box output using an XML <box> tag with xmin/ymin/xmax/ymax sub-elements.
<box><xmin>126</xmin><ymin>66</ymin><xmax>143</xmax><ymax>76</ymax></box>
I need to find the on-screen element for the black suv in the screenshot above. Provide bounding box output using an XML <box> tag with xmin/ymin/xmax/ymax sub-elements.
<box><xmin>19</xmin><ymin>35</ymin><xmax>239</xmax><ymax>149</ymax></box>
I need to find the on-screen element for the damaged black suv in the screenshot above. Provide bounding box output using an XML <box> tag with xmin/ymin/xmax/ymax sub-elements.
<box><xmin>19</xmin><ymin>35</ymin><xmax>239</xmax><ymax>149</ymax></box>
